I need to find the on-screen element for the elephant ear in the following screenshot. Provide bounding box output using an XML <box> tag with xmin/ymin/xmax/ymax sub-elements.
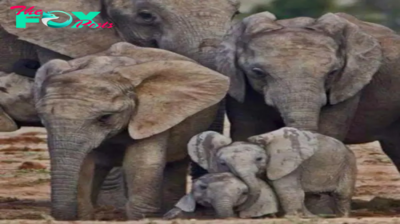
<box><xmin>174</xmin><ymin>194</ymin><xmax>196</xmax><ymax>213</ymax></box>
<box><xmin>104</xmin><ymin>42</ymin><xmax>196</xmax><ymax>63</ymax></box>
<box><xmin>113</xmin><ymin>60</ymin><xmax>229</xmax><ymax>140</ymax></box>
<box><xmin>187</xmin><ymin>131</ymin><xmax>232</xmax><ymax>171</ymax></box>
<box><xmin>239</xmin><ymin>180</ymin><xmax>279</xmax><ymax>218</ymax></box>
<box><xmin>307</xmin><ymin>13</ymin><xmax>383</xmax><ymax>105</ymax></box>
<box><xmin>0</xmin><ymin>0</ymin><xmax>121</xmax><ymax>58</ymax></box>
<box><xmin>34</xmin><ymin>59</ymin><xmax>74</xmax><ymax>102</ymax></box>
<box><xmin>216</xmin><ymin>11</ymin><xmax>280</xmax><ymax>103</ymax></box>
<box><xmin>248</xmin><ymin>127</ymin><xmax>319</xmax><ymax>180</ymax></box>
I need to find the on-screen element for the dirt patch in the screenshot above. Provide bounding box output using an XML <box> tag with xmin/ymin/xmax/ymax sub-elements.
<box><xmin>1</xmin><ymin>127</ymin><xmax>400</xmax><ymax>222</ymax></box>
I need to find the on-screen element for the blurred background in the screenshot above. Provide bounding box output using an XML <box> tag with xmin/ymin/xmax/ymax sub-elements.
<box><xmin>239</xmin><ymin>0</ymin><xmax>400</xmax><ymax>31</ymax></box>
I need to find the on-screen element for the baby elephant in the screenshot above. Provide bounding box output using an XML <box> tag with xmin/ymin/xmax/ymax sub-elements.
<box><xmin>188</xmin><ymin>127</ymin><xmax>357</xmax><ymax>217</ymax></box>
<box><xmin>163</xmin><ymin>172</ymin><xmax>279</xmax><ymax>219</ymax></box>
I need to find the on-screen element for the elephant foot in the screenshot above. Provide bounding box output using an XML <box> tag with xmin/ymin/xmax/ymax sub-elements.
<box><xmin>126</xmin><ymin>201</ymin><xmax>162</xmax><ymax>220</ymax></box>
<box><xmin>77</xmin><ymin>198</ymin><xmax>95</xmax><ymax>220</ymax></box>
<box><xmin>51</xmin><ymin>208</ymin><xmax>79</xmax><ymax>221</ymax></box>
<box><xmin>78</xmin><ymin>211</ymin><xmax>95</xmax><ymax>220</ymax></box>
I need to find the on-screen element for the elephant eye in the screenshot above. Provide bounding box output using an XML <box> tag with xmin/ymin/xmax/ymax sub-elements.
<box><xmin>219</xmin><ymin>160</ymin><xmax>226</xmax><ymax>166</ymax></box>
<box><xmin>251</xmin><ymin>67</ymin><xmax>268</xmax><ymax>78</ymax></box>
<box><xmin>137</xmin><ymin>10</ymin><xmax>156</xmax><ymax>23</ymax></box>
<box><xmin>97</xmin><ymin>114</ymin><xmax>113</xmax><ymax>123</ymax></box>
<box><xmin>327</xmin><ymin>69</ymin><xmax>339</xmax><ymax>77</ymax></box>
<box><xmin>255</xmin><ymin>157</ymin><xmax>263</xmax><ymax>162</ymax></box>
<box><xmin>199</xmin><ymin>184</ymin><xmax>207</xmax><ymax>190</ymax></box>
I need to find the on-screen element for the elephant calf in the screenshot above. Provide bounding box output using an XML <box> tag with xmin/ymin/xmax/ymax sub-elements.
<box><xmin>188</xmin><ymin>127</ymin><xmax>357</xmax><ymax>217</ymax></box>
<box><xmin>248</xmin><ymin>127</ymin><xmax>357</xmax><ymax>217</ymax></box>
<box><xmin>163</xmin><ymin>172</ymin><xmax>279</xmax><ymax>219</ymax></box>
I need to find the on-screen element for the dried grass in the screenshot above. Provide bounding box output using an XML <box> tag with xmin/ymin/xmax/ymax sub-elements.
<box><xmin>0</xmin><ymin>137</ymin><xmax>45</xmax><ymax>145</ymax></box>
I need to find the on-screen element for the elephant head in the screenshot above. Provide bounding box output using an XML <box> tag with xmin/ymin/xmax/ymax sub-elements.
<box><xmin>0</xmin><ymin>71</ymin><xmax>40</xmax><ymax>132</ymax></box>
<box><xmin>216</xmin><ymin>12</ymin><xmax>383</xmax><ymax>131</ymax></box>
<box><xmin>34</xmin><ymin>42</ymin><xmax>229</xmax><ymax>220</ymax></box>
<box><xmin>164</xmin><ymin>173</ymin><xmax>278</xmax><ymax>219</ymax></box>
<box><xmin>187</xmin><ymin>131</ymin><xmax>267</xmax><ymax>212</ymax></box>
<box><xmin>248</xmin><ymin>127</ymin><xmax>319</xmax><ymax>181</ymax></box>
<box><xmin>0</xmin><ymin>0</ymin><xmax>239</xmax><ymax>68</ymax></box>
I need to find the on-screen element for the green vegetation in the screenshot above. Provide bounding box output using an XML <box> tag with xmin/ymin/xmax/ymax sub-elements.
<box><xmin>241</xmin><ymin>0</ymin><xmax>400</xmax><ymax>31</ymax></box>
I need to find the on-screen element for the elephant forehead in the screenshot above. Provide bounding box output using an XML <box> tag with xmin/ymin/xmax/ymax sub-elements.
<box><xmin>43</xmin><ymin>72</ymin><xmax>129</xmax><ymax>96</ymax></box>
<box><xmin>250</xmin><ymin>30</ymin><xmax>338</xmax><ymax>55</ymax></box>
<box><xmin>151</xmin><ymin>0</ymin><xmax>237</xmax><ymax>14</ymax></box>
<box><xmin>197</xmin><ymin>172</ymin><xmax>236</xmax><ymax>183</ymax></box>
<box><xmin>219</xmin><ymin>143</ymin><xmax>265</xmax><ymax>156</ymax></box>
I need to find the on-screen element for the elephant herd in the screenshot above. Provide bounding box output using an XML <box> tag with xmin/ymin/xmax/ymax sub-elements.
<box><xmin>1</xmin><ymin>0</ymin><xmax>400</xmax><ymax>221</ymax></box>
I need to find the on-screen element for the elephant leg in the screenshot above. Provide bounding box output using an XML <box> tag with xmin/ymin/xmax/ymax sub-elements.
<box><xmin>96</xmin><ymin>167</ymin><xmax>127</xmax><ymax>210</ymax></box>
<box><xmin>208</xmin><ymin>99</ymin><xmax>225</xmax><ymax>134</ymax></box>
<box><xmin>318</xmin><ymin>94</ymin><xmax>360</xmax><ymax>141</ymax></box>
<box><xmin>91</xmin><ymin>165</ymin><xmax>113</xmax><ymax>205</ymax></box>
<box><xmin>333</xmin><ymin>177</ymin><xmax>354</xmax><ymax>217</ymax></box>
<box><xmin>226</xmin><ymin>94</ymin><xmax>281</xmax><ymax>141</ymax></box>
<box><xmin>162</xmin><ymin>157</ymin><xmax>189</xmax><ymax>212</ymax></box>
<box><xmin>77</xmin><ymin>151</ymin><xmax>96</xmax><ymax>220</ymax></box>
<box><xmin>124</xmin><ymin>132</ymin><xmax>168</xmax><ymax>219</ymax></box>
<box><xmin>379</xmin><ymin>118</ymin><xmax>400</xmax><ymax>173</ymax></box>
<box><xmin>305</xmin><ymin>193</ymin><xmax>336</xmax><ymax>216</ymax></box>
<box><xmin>272</xmin><ymin>172</ymin><xmax>313</xmax><ymax>217</ymax></box>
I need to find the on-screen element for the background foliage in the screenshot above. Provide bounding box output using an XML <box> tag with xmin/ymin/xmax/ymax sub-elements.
<box><xmin>239</xmin><ymin>0</ymin><xmax>400</xmax><ymax>31</ymax></box>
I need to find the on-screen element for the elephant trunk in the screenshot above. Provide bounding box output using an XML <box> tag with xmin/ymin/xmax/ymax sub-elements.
<box><xmin>47</xmin><ymin>125</ymin><xmax>93</xmax><ymax>220</ymax></box>
<box><xmin>235</xmin><ymin>173</ymin><xmax>260</xmax><ymax>212</ymax></box>
<box><xmin>212</xmin><ymin>198</ymin><xmax>236</xmax><ymax>218</ymax></box>
<box><xmin>268</xmin><ymin>79</ymin><xmax>326</xmax><ymax>132</ymax></box>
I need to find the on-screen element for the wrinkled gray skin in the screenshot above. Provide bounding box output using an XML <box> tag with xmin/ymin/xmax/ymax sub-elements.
<box><xmin>163</xmin><ymin>173</ymin><xmax>278</xmax><ymax>219</ymax></box>
<box><xmin>248</xmin><ymin>127</ymin><xmax>357</xmax><ymax>217</ymax></box>
<box><xmin>0</xmin><ymin>66</ymin><xmax>126</xmax><ymax>210</ymax></box>
<box><xmin>1</xmin><ymin>0</ymin><xmax>239</xmax><ymax>210</ymax></box>
<box><xmin>216</xmin><ymin>12</ymin><xmax>400</xmax><ymax>173</ymax></box>
<box><xmin>33</xmin><ymin>42</ymin><xmax>229</xmax><ymax>220</ymax></box>
<box><xmin>188</xmin><ymin>127</ymin><xmax>357</xmax><ymax>217</ymax></box>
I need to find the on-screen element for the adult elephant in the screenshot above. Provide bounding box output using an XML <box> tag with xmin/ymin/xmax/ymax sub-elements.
<box><xmin>216</xmin><ymin>12</ymin><xmax>400</xmax><ymax>174</ymax></box>
<box><xmin>33</xmin><ymin>42</ymin><xmax>229</xmax><ymax>220</ymax></box>
<box><xmin>0</xmin><ymin>0</ymin><xmax>238</xmax><ymax>131</ymax></box>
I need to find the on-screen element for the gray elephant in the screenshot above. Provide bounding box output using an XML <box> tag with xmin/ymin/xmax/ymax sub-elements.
<box><xmin>163</xmin><ymin>172</ymin><xmax>279</xmax><ymax>219</ymax></box>
<box><xmin>33</xmin><ymin>42</ymin><xmax>229</xmax><ymax>220</ymax></box>
<box><xmin>0</xmin><ymin>64</ymin><xmax>127</xmax><ymax>209</ymax></box>
<box><xmin>188</xmin><ymin>127</ymin><xmax>357</xmax><ymax>217</ymax></box>
<box><xmin>1</xmin><ymin>0</ymin><xmax>239</xmax><ymax>185</ymax></box>
<box><xmin>216</xmin><ymin>11</ymin><xmax>400</xmax><ymax>172</ymax></box>
<box><xmin>247</xmin><ymin>127</ymin><xmax>357</xmax><ymax>217</ymax></box>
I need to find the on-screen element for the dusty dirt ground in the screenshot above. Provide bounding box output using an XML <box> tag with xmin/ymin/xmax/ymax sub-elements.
<box><xmin>2</xmin><ymin>125</ymin><xmax>400</xmax><ymax>223</ymax></box>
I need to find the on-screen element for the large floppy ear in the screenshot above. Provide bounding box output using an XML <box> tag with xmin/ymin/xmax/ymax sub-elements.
<box><xmin>34</xmin><ymin>59</ymin><xmax>74</xmax><ymax>102</ymax></box>
<box><xmin>239</xmin><ymin>181</ymin><xmax>279</xmax><ymax>218</ymax></box>
<box><xmin>175</xmin><ymin>194</ymin><xmax>197</xmax><ymax>213</ymax></box>
<box><xmin>307</xmin><ymin>13</ymin><xmax>382</xmax><ymax>105</ymax></box>
<box><xmin>216</xmin><ymin>11</ymin><xmax>280</xmax><ymax>103</ymax></box>
<box><xmin>103</xmin><ymin>42</ymin><xmax>196</xmax><ymax>63</ymax></box>
<box><xmin>187</xmin><ymin>131</ymin><xmax>232</xmax><ymax>171</ymax></box>
<box><xmin>0</xmin><ymin>0</ymin><xmax>121</xmax><ymax>58</ymax></box>
<box><xmin>114</xmin><ymin>61</ymin><xmax>230</xmax><ymax>140</ymax></box>
<box><xmin>248</xmin><ymin>127</ymin><xmax>319</xmax><ymax>180</ymax></box>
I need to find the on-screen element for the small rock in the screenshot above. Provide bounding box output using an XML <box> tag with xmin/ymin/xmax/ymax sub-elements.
<box><xmin>18</xmin><ymin>161</ymin><xmax>46</xmax><ymax>170</ymax></box>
